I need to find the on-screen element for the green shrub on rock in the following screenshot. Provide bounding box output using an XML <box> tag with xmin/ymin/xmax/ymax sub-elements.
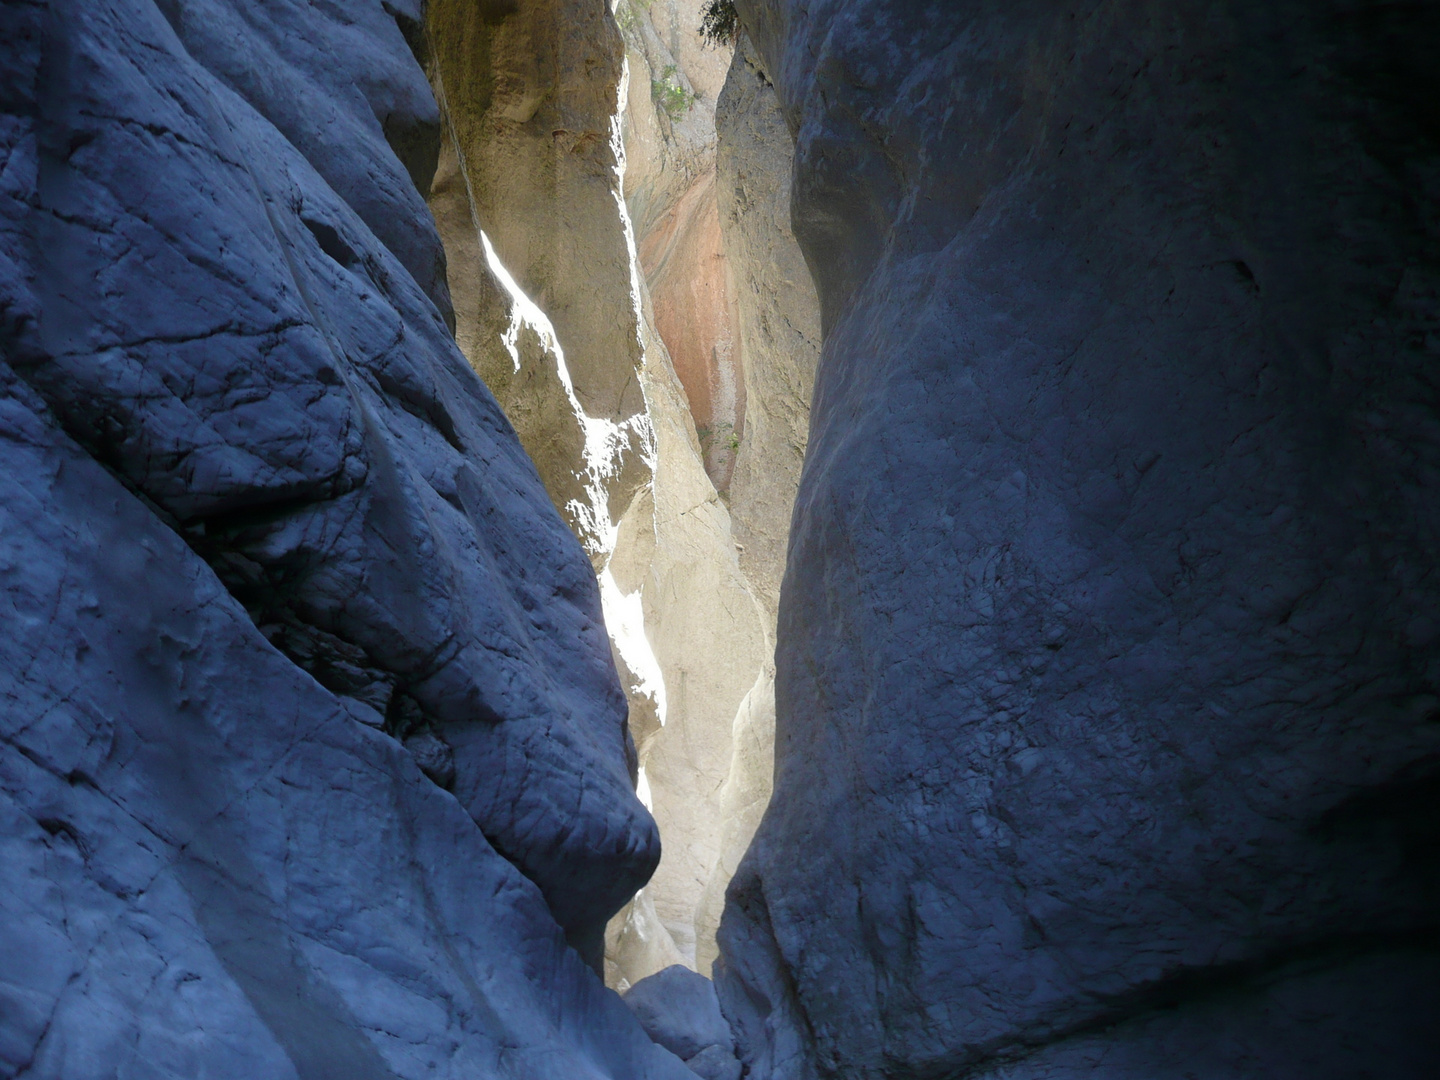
<box><xmin>699</xmin><ymin>0</ymin><xmax>738</xmax><ymax>47</ymax></box>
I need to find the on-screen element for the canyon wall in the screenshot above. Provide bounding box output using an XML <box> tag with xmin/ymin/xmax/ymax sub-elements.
<box><xmin>614</xmin><ymin>0</ymin><xmax>757</xmax><ymax>981</ymax></box>
<box><xmin>716</xmin><ymin>1</ymin><xmax>1440</xmax><ymax>1078</ymax></box>
<box><xmin>623</xmin><ymin>0</ymin><xmax>740</xmax><ymax>489</ymax></box>
<box><xmin>0</xmin><ymin>1</ymin><xmax>697</xmax><ymax>1076</ymax></box>
<box><xmin>422</xmin><ymin>0</ymin><xmax>781</xmax><ymax>987</ymax></box>
<box><xmin>692</xmin><ymin>33</ymin><xmax>821</xmax><ymax>975</ymax></box>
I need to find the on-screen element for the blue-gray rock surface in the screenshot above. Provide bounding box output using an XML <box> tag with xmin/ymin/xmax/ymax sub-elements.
<box><xmin>715</xmin><ymin>1</ymin><xmax>1440</xmax><ymax>1078</ymax></box>
<box><xmin>0</xmin><ymin>0</ymin><xmax>691</xmax><ymax>1076</ymax></box>
<box><xmin>624</xmin><ymin>966</ymin><xmax>741</xmax><ymax>1080</ymax></box>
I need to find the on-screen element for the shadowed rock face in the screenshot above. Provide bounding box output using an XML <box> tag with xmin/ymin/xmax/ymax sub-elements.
<box><xmin>0</xmin><ymin>0</ymin><xmax>688</xmax><ymax>1074</ymax></box>
<box><xmin>717</xmin><ymin>32</ymin><xmax>821</xmax><ymax>627</ymax></box>
<box><xmin>717</xmin><ymin>1</ymin><xmax>1440</xmax><ymax>1078</ymax></box>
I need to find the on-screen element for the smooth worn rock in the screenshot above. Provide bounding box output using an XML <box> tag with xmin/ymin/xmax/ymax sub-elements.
<box><xmin>614</xmin><ymin>304</ymin><xmax>767</xmax><ymax>975</ymax></box>
<box><xmin>0</xmin><ymin>378</ymin><xmax>685</xmax><ymax>1080</ymax></box>
<box><xmin>0</xmin><ymin>0</ymin><xmax>689</xmax><ymax>1075</ymax></box>
<box><xmin>605</xmin><ymin>886</ymin><xmax>691</xmax><ymax>991</ymax></box>
<box><xmin>419</xmin><ymin>0</ymin><xmax>771</xmax><ymax>989</ymax></box>
<box><xmin>428</xmin><ymin>132</ymin><xmax>607</xmax><ymax>555</ymax></box>
<box><xmin>613</xmin><ymin>7</ymin><xmax>763</xmax><ymax>978</ymax></box>
<box><xmin>636</xmin><ymin>166</ymin><xmax>742</xmax><ymax>489</ymax></box>
<box><xmin>420</xmin><ymin>0</ymin><xmax>773</xmax><ymax>991</ymax></box>
<box><xmin>691</xmin><ymin>664</ymin><xmax>775</xmax><ymax>976</ymax></box>
<box><xmin>717</xmin><ymin>1</ymin><xmax>1440</xmax><ymax>1078</ymax></box>
<box><xmin>685</xmin><ymin>37</ymin><xmax>822</xmax><ymax>974</ymax></box>
<box><xmin>682</xmin><ymin>1043</ymin><xmax>744</xmax><ymax>1080</ymax></box>
<box><xmin>624</xmin><ymin>965</ymin><xmax>741</xmax><ymax>1080</ymax></box>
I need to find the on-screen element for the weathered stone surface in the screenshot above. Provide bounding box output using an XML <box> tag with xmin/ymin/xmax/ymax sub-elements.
<box><xmin>682</xmin><ymin>42</ymin><xmax>822</xmax><ymax>976</ymax></box>
<box><xmin>0</xmin><ymin>378</ymin><xmax>682</xmax><ymax>1080</ymax></box>
<box><xmin>454</xmin><ymin>0</ymin><xmax>781</xmax><ymax>990</ymax></box>
<box><xmin>691</xmin><ymin>664</ymin><xmax>775</xmax><ymax>976</ymax></box>
<box><xmin>624</xmin><ymin>965</ymin><xmax>742</xmax><ymax>1080</ymax></box>
<box><xmin>418</xmin><ymin>0</ymin><xmax>770</xmax><ymax>990</ymax></box>
<box><xmin>624</xmin><ymin>964</ymin><xmax>735</xmax><ymax>1061</ymax></box>
<box><xmin>717</xmin><ymin>35</ymin><xmax>819</xmax><ymax>625</ymax></box>
<box><xmin>426</xmin><ymin>0</ymin><xmax>653</xmax><ymax>534</ymax></box>
<box><xmin>639</xmin><ymin>30</ymin><xmax>823</xmax><ymax>982</ymax></box>
<box><xmin>622</xmin><ymin>0</ymin><xmax>744</xmax><ymax>488</ymax></box>
<box><xmin>717</xmin><ymin>1</ymin><xmax>1440</xmax><ymax>1077</ymax></box>
<box><xmin>619</xmin><ymin>0</ymin><xmax>732</xmax><ymax>242</ymax></box>
<box><xmin>605</xmin><ymin>883</ymin><xmax>691</xmax><ymax>989</ymax></box>
<box><xmin>608</xmin><ymin>3</ymin><xmax>793</xmax><ymax>986</ymax></box>
<box><xmin>637</xmin><ymin>167</ymin><xmax>742</xmax><ymax>488</ymax></box>
<box><xmin>683</xmin><ymin>1043</ymin><xmax>744</xmax><ymax>1080</ymax></box>
<box><xmin>958</xmin><ymin>948</ymin><xmax>1440</xmax><ymax>1079</ymax></box>
<box><xmin>0</xmin><ymin>0</ymin><xmax>691</xmax><ymax>1073</ymax></box>
<box><xmin>429</xmin><ymin>130</ymin><xmax>622</xmax><ymax>558</ymax></box>
<box><xmin>616</xmin><ymin>309</ymin><xmax>767</xmax><ymax>975</ymax></box>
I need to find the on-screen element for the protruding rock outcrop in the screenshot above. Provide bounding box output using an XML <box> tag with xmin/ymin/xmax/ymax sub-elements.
<box><xmin>716</xmin><ymin>2</ymin><xmax>1440</xmax><ymax>1078</ymax></box>
<box><xmin>623</xmin><ymin>965</ymin><xmax>743</xmax><ymax>1080</ymax></box>
<box><xmin>0</xmin><ymin>1</ymin><xmax>692</xmax><ymax>1076</ymax></box>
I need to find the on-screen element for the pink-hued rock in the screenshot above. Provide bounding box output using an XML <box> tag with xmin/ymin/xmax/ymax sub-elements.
<box><xmin>638</xmin><ymin>169</ymin><xmax>744</xmax><ymax>491</ymax></box>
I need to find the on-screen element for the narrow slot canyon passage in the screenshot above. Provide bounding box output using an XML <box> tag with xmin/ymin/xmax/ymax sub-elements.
<box><xmin>5</xmin><ymin>1</ymin><xmax>1438</xmax><ymax>1078</ymax></box>
<box><xmin>422</xmin><ymin>0</ymin><xmax>819</xmax><ymax>990</ymax></box>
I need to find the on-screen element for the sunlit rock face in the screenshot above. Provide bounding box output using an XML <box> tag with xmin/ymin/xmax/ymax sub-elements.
<box><xmin>717</xmin><ymin>2</ymin><xmax>1440</xmax><ymax>1078</ymax></box>
<box><xmin>426</xmin><ymin>0</ymin><xmax>652</xmax><ymax>541</ymax></box>
<box><xmin>590</xmin><ymin>1</ymin><xmax>824</xmax><ymax>988</ymax></box>
<box><xmin>423</xmin><ymin>0</ymin><xmax>774</xmax><ymax>989</ymax></box>
<box><xmin>624</xmin><ymin>0</ymin><xmax>744</xmax><ymax>490</ymax></box>
<box><xmin>686</xmin><ymin>33</ymin><xmax>822</xmax><ymax>977</ymax></box>
<box><xmin>718</xmin><ymin>35</ymin><xmax>820</xmax><ymax>630</ymax></box>
<box><xmin>0</xmin><ymin>0</ymin><xmax>693</xmax><ymax>1075</ymax></box>
<box><xmin>608</xmin><ymin>0</ymin><xmax>772</xmax><ymax>984</ymax></box>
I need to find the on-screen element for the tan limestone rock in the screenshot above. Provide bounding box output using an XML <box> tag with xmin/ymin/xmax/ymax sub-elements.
<box><xmin>625</xmin><ymin>314</ymin><xmax>767</xmax><ymax>968</ymax></box>
<box><xmin>718</xmin><ymin>37</ymin><xmax>821</xmax><ymax>622</ymax></box>
<box><xmin>424</xmin><ymin>0</ymin><xmax>785</xmax><ymax>992</ymax></box>
<box><xmin>426</xmin><ymin>0</ymin><xmax>653</xmax><ymax>534</ymax></box>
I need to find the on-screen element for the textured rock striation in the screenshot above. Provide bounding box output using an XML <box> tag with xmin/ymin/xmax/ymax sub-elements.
<box><xmin>0</xmin><ymin>0</ymin><xmax>696</xmax><ymax>1076</ymax></box>
<box><xmin>716</xmin><ymin>2</ymin><xmax>1440</xmax><ymax>1078</ymax></box>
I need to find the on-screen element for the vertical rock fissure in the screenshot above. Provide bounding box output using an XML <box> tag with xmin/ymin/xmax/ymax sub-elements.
<box><xmin>420</xmin><ymin>0</ymin><xmax>819</xmax><ymax>993</ymax></box>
